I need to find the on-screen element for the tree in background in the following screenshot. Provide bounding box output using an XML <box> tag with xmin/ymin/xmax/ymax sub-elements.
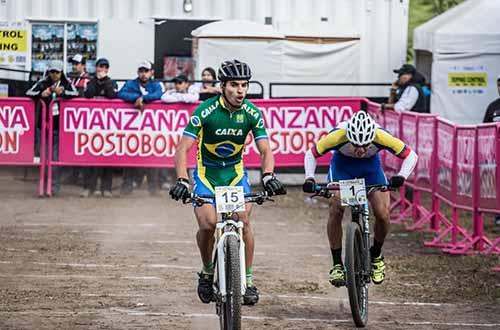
<box><xmin>407</xmin><ymin>0</ymin><xmax>465</xmax><ymax>62</ymax></box>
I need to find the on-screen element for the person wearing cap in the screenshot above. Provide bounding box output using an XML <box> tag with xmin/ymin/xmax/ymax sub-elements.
<box><xmin>161</xmin><ymin>74</ymin><xmax>199</xmax><ymax>103</ymax></box>
<box><xmin>69</xmin><ymin>54</ymin><xmax>90</xmax><ymax>96</ymax></box>
<box><xmin>117</xmin><ymin>60</ymin><xmax>165</xmax><ymax>195</ymax></box>
<box><xmin>26</xmin><ymin>60</ymin><xmax>79</xmax><ymax>195</ymax></box>
<box><xmin>80</xmin><ymin>58</ymin><xmax>118</xmax><ymax>198</ymax></box>
<box><xmin>482</xmin><ymin>74</ymin><xmax>500</xmax><ymax>226</ymax></box>
<box><xmin>117</xmin><ymin>60</ymin><xmax>164</xmax><ymax>110</ymax></box>
<box><xmin>381</xmin><ymin>64</ymin><xmax>427</xmax><ymax>113</ymax></box>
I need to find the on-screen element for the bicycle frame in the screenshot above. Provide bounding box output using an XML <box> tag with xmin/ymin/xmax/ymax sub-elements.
<box><xmin>312</xmin><ymin>183</ymin><xmax>393</xmax><ymax>282</ymax></box>
<box><xmin>185</xmin><ymin>191</ymin><xmax>271</xmax><ymax>302</ymax></box>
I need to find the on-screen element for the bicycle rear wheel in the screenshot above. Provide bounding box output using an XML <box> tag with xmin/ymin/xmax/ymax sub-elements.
<box><xmin>219</xmin><ymin>235</ymin><xmax>242</xmax><ymax>330</ymax></box>
<box><xmin>345</xmin><ymin>222</ymin><xmax>369</xmax><ymax>327</ymax></box>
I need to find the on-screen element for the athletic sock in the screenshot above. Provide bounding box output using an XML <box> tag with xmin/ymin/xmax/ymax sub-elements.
<box><xmin>246</xmin><ymin>267</ymin><xmax>253</xmax><ymax>287</ymax></box>
<box><xmin>331</xmin><ymin>248</ymin><xmax>343</xmax><ymax>266</ymax></box>
<box><xmin>370</xmin><ymin>239</ymin><xmax>383</xmax><ymax>259</ymax></box>
<box><xmin>202</xmin><ymin>262</ymin><xmax>214</xmax><ymax>275</ymax></box>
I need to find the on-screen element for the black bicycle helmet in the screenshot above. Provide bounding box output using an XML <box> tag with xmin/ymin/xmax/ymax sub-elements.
<box><xmin>218</xmin><ymin>59</ymin><xmax>252</xmax><ymax>81</ymax></box>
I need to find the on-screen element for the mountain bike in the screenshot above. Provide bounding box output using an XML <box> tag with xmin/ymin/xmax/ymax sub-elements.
<box><xmin>185</xmin><ymin>188</ymin><xmax>272</xmax><ymax>330</ymax></box>
<box><xmin>310</xmin><ymin>179</ymin><xmax>393</xmax><ymax>328</ymax></box>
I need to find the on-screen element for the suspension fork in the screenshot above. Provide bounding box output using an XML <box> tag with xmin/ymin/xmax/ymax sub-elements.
<box><xmin>215</xmin><ymin>215</ymin><xmax>247</xmax><ymax>299</ymax></box>
<box><xmin>361</xmin><ymin>201</ymin><xmax>371</xmax><ymax>278</ymax></box>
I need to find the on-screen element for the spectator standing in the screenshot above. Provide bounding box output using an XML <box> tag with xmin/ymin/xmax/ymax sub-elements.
<box><xmin>69</xmin><ymin>54</ymin><xmax>90</xmax><ymax>96</ymax></box>
<box><xmin>197</xmin><ymin>67</ymin><xmax>220</xmax><ymax>101</ymax></box>
<box><xmin>482</xmin><ymin>74</ymin><xmax>500</xmax><ymax>226</ymax></box>
<box><xmin>80</xmin><ymin>58</ymin><xmax>117</xmax><ymax>198</ymax></box>
<box><xmin>159</xmin><ymin>74</ymin><xmax>199</xmax><ymax>190</ymax></box>
<box><xmin>64</xmin><ymin>54</ymin><xmax>90</xmax><ymax>186</ymax></box>
<box><xmin>382</xmin><ymin>64</ymin><xmax>427</xmax><ymax>113</ymax></box>
<box><xmin>483</xmin><ymin>74</ymin><xmax>500</xmax><ymax>123</ymax></box>
<box><xmin>26</xmin><ymin>60</ymin><xmax>78</xmax><ymax>195</ymax></box>
<box><xmin>117</xmin><ymin>60</ymin><xmax>164</xmax><ymax>195</ymax></box>
<box><xmin>161</xmin><ymin>74</ymin><xmax>199</xmax><ymax>103</ymax></box>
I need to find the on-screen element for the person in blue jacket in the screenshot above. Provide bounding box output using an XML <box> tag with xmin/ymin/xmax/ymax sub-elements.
<box><xmin>117</xmin><ymin>60</ymin><xmax>165</xmax><ymax>195</ymax></box>
<box><xmin>117</xmin><ymin>60</ymin><xmax>164</xmax><ymax>110</ymax></box>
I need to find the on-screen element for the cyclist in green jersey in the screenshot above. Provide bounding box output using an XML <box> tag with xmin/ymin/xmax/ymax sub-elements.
<box><xmin>170</xmin><ymin>60</ymin><xmax>286</xmax><ymax>305</ymax></box>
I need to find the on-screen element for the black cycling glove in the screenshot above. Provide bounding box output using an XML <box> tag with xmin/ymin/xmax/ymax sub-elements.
<box><xmin>389</xmin><ymin>175</ymin><xmax>405</xmax><ymax>188</ymax></box>
<box><xmin>302</xmin><ymin>178</ymin><xmax>316</xmax><ymax>193</ymax></box>
<box><xmin>169</xmin><ymin>178</ymin><xmax>190</xmax><ymax>201</ymax></box>
<box><xmin>262</xmin><ymin>172</ymin><xmax>286</xmax><ymax>196</ymax></box>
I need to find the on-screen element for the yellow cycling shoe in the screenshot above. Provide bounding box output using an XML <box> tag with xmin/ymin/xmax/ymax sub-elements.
<box><xmin>371</xmin><ymin>256</ymin><xmax>385</xmax><ymax>284</ymax></box>
<box><xmin>329</xmin><ymin>264</ymin><xmax>346</xmax><ymax>287</ymax></box>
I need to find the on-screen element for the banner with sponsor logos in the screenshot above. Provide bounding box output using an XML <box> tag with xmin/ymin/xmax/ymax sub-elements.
<box><xmin>477</xmin><ymin>124</ymin><xmax>500</xmax><ymax>211</ymax></box>
<box><xmin>455</xmin><ymin>126</ymin><xmax>476</xmax><ymax>208</ymax></box>
<box><xmin>415</xmin><ymin>115</ymin><xmax>437</xmax><ymax>189</ymax></box>
<box><xmin>400</xmin><ymin>113</ymin><xmax>418</xmax><ymax>181</ymax></box>
<box><xmin>435</xmin><ymin>119</ymin><xmax>456</xmax><ymax>203</ymax></box>
<box><xmin>0</xmin><ymin>97</ymin><xmax>36</xmax><ymax>164</ymax></box>
<box><xmin>56</xmin><ymin>98</ymin><xmax>359</xmax><ymax>167</ymax></box>
<box><xmin>382</xmin><ymin>111</ymin><xmax>402</xmax><ymax>176</ymax></box>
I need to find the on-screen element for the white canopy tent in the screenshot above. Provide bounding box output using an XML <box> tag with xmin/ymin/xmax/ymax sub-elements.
<box><xmin>414</xmin><ymin>0</ymin><xmax>500</xmax><ymax>124</ymax></box>
<box><xmin>192</xmin><ymin>20</ymin><xmax>361</xmax><ymax>98</ymax></box>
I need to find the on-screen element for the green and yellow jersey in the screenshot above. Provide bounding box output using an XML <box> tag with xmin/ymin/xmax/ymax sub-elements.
<box><xmin>183</xmin><ymin>96</ymin><xmax>268</xmax><ymax>190</ymax></box>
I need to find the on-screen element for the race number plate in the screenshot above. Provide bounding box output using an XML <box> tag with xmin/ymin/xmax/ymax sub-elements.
<box><xmin>215</xmin><ymin>186</ymin><xmax>245</xmax><ymax>214</ymax></box>
<box><xmin>339</xmin><ymin>178</ymin><xmax>367</xmax><ymax>206</ymax></box>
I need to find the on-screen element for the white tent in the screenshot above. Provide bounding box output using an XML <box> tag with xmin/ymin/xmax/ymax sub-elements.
<box><xmin>192</xmin><ymin>20</ymin><xmax>361</xmax><ymax>98</ymax></box>
<box><xmin>414</xmin><ymin>0</ymin><xmax>500</xmax><ymax>124</ymax></box>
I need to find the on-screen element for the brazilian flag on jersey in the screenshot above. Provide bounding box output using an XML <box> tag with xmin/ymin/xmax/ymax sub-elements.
<box><xmin>183</xmin><ymin>96</ymin><xmax>268</xmax><ymax>189</ymax></box>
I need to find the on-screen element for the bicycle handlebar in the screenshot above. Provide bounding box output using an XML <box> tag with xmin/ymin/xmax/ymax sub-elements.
<box><xmin>183</xmin><ymin>191</ymin><xmax>273</xmax><ymax>207</ymax></box>
<box><xmin>312</xmin><ymin>183</ymin><xmax>395</xmax><ymax>198</ymax></box>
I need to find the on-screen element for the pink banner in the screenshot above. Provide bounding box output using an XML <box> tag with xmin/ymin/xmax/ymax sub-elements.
<box><xmin>56</xmin><ymin>98</ymin><xmax>360</xmax><ymax>168</ymax></box>
<box><xmin>455</xmin><ymin>126</ymin><xmax>476</xmax><ymax>208</ymax></box>
<box><xmin>415</xmin><ymin>115</ymin><xmax>436</xmax><ymax>189</ymax></box>
<box><xmin>367</xmin><ymin>101</ymin><xmax>384</xmax><ymax>126</ymax></box>
<box><xmin>400</xmin><ymin>112</ymin><xmax>418</xmax><ymax>181</ymax></box>
<box><xmin>245</xmin><ymin>98</ymin><xmax>358</xmax><ymax>167</ymax></box>
<box><xmin>383</xmin><ymin>111</ymin><xmax>402</xmax><ymax>175</ymax></box>
<box><xmin>477</xmin><ymin>124</ymin><xmax>499</xmax><ymax>211</ymax></box>
<box><xmin>366</xmin><ymin>102</ymin><xmax>385</xmax><ymax>166</ymax></box>
<box><xmin>58</xmin><ymin>99</ymin><xmax>192</xmax><ymax>167</ymax></box>
<box><xmin>0</xmin><ymin>97</ymin><xmax>37</xmax><ymax>164</ymax></box>
<box><xmin>436</xmin><ymin>119</ymin><xmax>456</xmax><ymax>203</ymax></box>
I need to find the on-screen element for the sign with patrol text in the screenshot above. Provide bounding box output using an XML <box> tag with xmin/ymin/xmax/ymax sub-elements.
<box><xmin>0</xmin><ymin>21</ymin><xmax>27</xmax><ymax>67</ymax></box>
<box><xmin>448</xmin><ymin>73</ymin><xmax>487</xmax><ymax>87</ymax></box>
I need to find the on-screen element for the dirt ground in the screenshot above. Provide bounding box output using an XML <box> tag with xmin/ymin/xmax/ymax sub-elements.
<box><xmin>0</xmin><ymin>175</ymin><xmax>499</xmax><ymax>330</ymax></box>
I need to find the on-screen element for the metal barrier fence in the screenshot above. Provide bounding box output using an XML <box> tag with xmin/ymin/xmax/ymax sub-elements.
<box><xmin>44</xmin><ymin>97</ymin><xmax>363</xmax><ymax>195</ymax></box>
<box><xmin>1</xmin><ymin>96</ymin><xmax>498</xmax><ymax>267</ymax></box>
<box><xmin>0</xmin><ymin>97</ymin><xmax>46</xmax><ymax>196</ymax></box>
<box><xmin>366</xmin><ymin>101</ymin><xmax>500</xmax><ymax>260</ymax></box>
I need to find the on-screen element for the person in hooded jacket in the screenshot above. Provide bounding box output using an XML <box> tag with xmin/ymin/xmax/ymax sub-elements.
<box><xmin>26</xmin><ymin>60</ymin><xmax>78</xmax><ymax>195</ymax></box>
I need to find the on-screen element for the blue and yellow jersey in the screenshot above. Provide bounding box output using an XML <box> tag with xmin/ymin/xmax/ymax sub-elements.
<box><xmin>312</xmin><ymin>121</ymin><xmax>412</xmax><ymax>159</ymax></box>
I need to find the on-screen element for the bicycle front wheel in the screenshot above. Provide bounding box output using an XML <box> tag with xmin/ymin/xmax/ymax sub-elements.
<box><xmin>219</xmin><ymin>235</ymin><xmax>242</xmax><ymax>330</ymax></box>
<box><xmin>345</xmin><ymin>222</ymin><xmax>369</xmax><ymax>327</ymax></box>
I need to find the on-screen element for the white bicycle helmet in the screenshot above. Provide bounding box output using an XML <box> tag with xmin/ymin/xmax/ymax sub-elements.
<box><xmin>346</xmin><ymin>111</ymin><xmax>376</xmax><ymax>146</ymax></box>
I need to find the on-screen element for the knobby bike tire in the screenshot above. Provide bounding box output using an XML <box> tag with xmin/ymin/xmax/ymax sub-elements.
<box><xmin>345</xmin><ymin>222</ymin><xmax>369</xmax><ymax>327</ymax></box>
<box><xmin>221</xmin><ymin>235</ymin><xmax>242</xmax><ymax>330</ymax></box>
